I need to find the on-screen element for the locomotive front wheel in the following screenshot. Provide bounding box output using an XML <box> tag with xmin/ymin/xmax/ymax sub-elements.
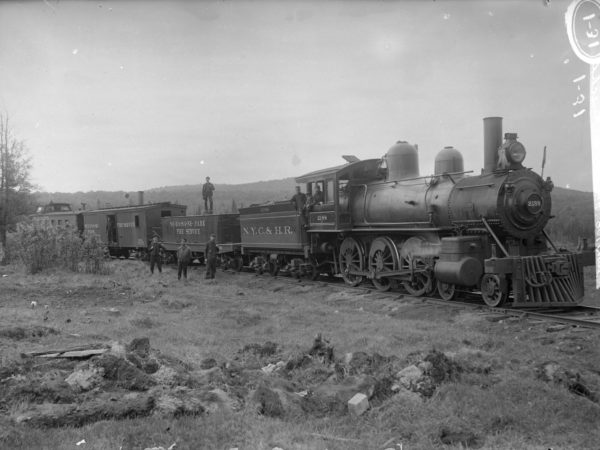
<box><xmin>339</xmin><ymin>237</ymin><xmax>365</xmax><ymax>287</ymax></box>
<box><xmin>481</xmin><ymin>274</ymin><xmax>508</xmax><ymax>307</ymax></box>
<box><xmin>402</xmin><ymin>272</ymin><xmax>431</xmax><ymax>297</ymax></box>
<box><xmin>436</xmin><ymin>280</ymin><xmax>456</xmax><ymax>301</ymax></box>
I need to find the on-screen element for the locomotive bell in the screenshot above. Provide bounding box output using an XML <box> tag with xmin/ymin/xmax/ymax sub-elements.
<box><xmin>434</xmin><ymin>146</ymin><xmax>464</xmax><ymax>175</ymax></box>
<box><xmin>384</xmin><ymin>141</ymin><xmax>419</xmax><ymax>180</ymax></box>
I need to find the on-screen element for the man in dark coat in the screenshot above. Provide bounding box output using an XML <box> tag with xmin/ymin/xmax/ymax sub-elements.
<box><xmin>312</xmin><ymin>185</ymin><xmax>324</xmax><ymax>204</ymax></box>
<box><xmin>290</xmin><ymin>186</ymin><xmax>306</xmax><ymax>213</ymax></box>
<box><xmin>205</xmin><ymin>233</ymin><xmax>218</xmax><ymax>279</ymax></box>
<box><xmin>177</xmin><ymin>238</ymin><xmax>192</xmax><ymax>280</ymax></box>
<box><xmin>202</xmin><ymin>176</ymin><xmax>215</xmax><ymax>214</ymax></box>
<box><xmin>148</xmin><ymin>236</ymin><xmax>166</xmax><ymax>274</ymax></box>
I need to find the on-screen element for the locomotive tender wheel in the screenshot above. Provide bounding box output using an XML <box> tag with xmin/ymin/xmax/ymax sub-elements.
<box><xmin>368</xmin><ymin>237</ymin><xmax>399</xmax><ymax>292</ymax></box>
<box><xmin>307</xmin><ymin>260</ymin><xmax>320</xmax><ymax>281</ymax></box>
<box><xmin>436</xmin><ymin>280</ymin><xmax>456</xmax><ymax>301</ymax></box>
<box><xmin>339</xmin><ymin>237</ymin><xmax>365</xmax><ymax>287</ymax></box>
<box><xmin>481</xmin><ymin>274</ymin><xmax>508</xmax><ymax>307</ymax></box>
<box><xmin>268</xmin><ymin>261</ymin><xmax>280</xmax><ymax>276</ymax></box>
<box><xmin>233</xmin><ymin>256</ymin><xmax>244</xmax><ymax>272</ymax></box>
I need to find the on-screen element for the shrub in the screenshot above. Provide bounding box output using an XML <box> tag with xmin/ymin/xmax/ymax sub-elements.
<box><xmin>6</xmin><ymin>224</ymin><xmax>111</xmax><ymax>275</ymax></box>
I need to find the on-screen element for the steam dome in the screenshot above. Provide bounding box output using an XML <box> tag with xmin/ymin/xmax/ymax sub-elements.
<box><xmin>434</xmin><ymin>146</ymin><xmax>464</xmax><ymax>175</ymax></box>
<box><xmin>385</xmin><ymin>141</ymin><xmax>419</xmax><ymax>180</ymax></box>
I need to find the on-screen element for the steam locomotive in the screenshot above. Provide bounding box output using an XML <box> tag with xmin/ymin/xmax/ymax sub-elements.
<box><xmin>233</xmin><ymin>116</ymin><xmax>593</xmax><ymax>308</ymax></box>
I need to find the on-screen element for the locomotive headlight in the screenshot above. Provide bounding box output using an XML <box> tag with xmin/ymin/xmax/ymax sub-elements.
<box><xmin>505</xmin><ymin>142</ymin><xmax>526</xmax><ymax>164</ymax></box>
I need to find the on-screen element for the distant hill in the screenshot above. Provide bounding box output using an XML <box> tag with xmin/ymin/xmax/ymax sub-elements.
<box><xmin>545</xmin><ymin>186</ymin><xmax>595</xmax><ymax>246</ymax></box>
<box><xmin>34</xmin><ymin>178</ymin><xmax>297</xmax><ymax>215</ymax></box>
<box><xmin>34</xmin><ymin>180</ymin><xmax>595</xmax><ymax>246</ymax></box>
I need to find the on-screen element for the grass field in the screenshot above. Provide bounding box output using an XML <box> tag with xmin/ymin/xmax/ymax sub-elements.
<box><xmin>1</xmin><ymin>261</ymin><xmax>599</xmax><ymax>450</ymax></box>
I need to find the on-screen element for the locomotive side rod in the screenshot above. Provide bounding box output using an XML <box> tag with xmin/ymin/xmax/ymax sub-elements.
<box><xmin>345</xmin><ymin>267</ymin><xmax>429</xmax><ymax>279</ymax></box>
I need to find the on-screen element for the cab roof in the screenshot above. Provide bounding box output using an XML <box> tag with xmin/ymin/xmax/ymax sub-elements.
<box><xmin>295</xmin><ymin>158</ymin><xmax>382</xmax><ymax>184</ymax></box>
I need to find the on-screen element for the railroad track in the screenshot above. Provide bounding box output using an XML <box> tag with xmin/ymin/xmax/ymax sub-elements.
<box><xmin>241</xmin><ymin>269</ymin><xmax>600</xmax><ymax>330</ymax></box>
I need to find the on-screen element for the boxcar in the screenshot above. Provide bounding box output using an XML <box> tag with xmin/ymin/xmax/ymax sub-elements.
<box><xmin>82</xmin><ymin>202</ymin><xmax>187</xmax><ymax>257</ymax></box>
<box><xmin>161</xmin><ymin>213</ymin><xmax>241</xmax><ymax>262</ymax></box>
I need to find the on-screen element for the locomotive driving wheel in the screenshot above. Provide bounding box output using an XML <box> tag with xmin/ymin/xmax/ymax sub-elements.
<box><xmin>436</xmin><ymin>280</ymin><xmax>456</xmax><ymax>301</ymax></box>
<box><xmin>339</xmin><ymin>237</ymin><xmax>365</xmax><ymax>287</ymax></box>
<box><xmin>481</xmin><ymin>274</ymin><xmax>508</xmax><ymax>307</ymax></box>
<box><xmin>368</xmin><ymin>237</ymin><xmax>399</xmax><ymax>292</ymax></box>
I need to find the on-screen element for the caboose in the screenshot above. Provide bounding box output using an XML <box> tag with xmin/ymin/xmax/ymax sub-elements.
<box><xmin>294</xmin><ymin>117</ymin><xmax>592</xmax><ymax>307</ymax></box>
<box><xmin>32</xmin><ymin>202</ymin><xmax>83</xmax><ymax>230</ymax></box>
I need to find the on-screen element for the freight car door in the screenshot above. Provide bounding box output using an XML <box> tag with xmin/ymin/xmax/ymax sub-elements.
<box><xmin>107</xmin><ymin>215</ymin><xmax>118</xmax><ymax>245</ymax></box>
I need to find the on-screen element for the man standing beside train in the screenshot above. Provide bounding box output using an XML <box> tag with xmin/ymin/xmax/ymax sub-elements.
<box><xmin>148</xmin><ymin>236</ymin><xmax>166</xmax><ymax>275</ymax></box>
<box><xmin>177</xmin><ymin>238</ymin><xmax>192</xmax><ymax>281</ymax></box>
<box><xmin>202</xmin><ymin>176</ymin><xmax>215</xmax><ymax>214</ymax></box>
<box><xmin>205</xmin><ymin>233</ymin><xmax>218</xmax><ymax>279</ymax></box>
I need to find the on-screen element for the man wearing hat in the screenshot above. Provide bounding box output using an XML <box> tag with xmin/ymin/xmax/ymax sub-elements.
<box><xmin>202</xmin><ymin>176</ymin><xmax>215</xmax><ymax>214</ymax></box>
<box><xmin>177</xmin><ymin>238</ymin><xmax>192</xmax><ymax>281</ymax></box>
<box><xmin>205</xmin><ymin>233</ymin><xmax>218</xmax><ymax>279</ymax></box>
<box><xmin>148</xmin><ymin>236</ymin><xmax>166</xmax><ymax>275</ymax></box>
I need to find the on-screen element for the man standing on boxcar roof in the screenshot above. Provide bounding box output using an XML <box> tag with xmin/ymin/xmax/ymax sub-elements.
<box><xmin>148</xmin><ymin>236</ymin><xmax>166</xmax><ymax>275</ymax></box>
<box><xmin>177</xmin><ymin>238</ymin><xmax>192</xmax><ymax>281</ymax></box>
<box><xmin>205</xmin><ymin>233</ymin><xmax>218</xmax><ymax>279</ymax></box>
<box><xmin>202</xmin><ymin>176</ymin><xmax>215</xmax><ymax>214</ymax></box>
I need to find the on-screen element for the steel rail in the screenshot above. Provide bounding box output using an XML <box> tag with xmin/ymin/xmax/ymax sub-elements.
<box><xmin>240</xmin><ymin>269</ymin><xmax>600</xmax><ymax>329</ymax></box>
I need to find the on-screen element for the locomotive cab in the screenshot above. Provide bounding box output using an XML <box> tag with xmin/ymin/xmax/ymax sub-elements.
<box><xmin>296</xmin><ymin>157</ymin><xmax>383</xmax><ymax>232</ymax></box>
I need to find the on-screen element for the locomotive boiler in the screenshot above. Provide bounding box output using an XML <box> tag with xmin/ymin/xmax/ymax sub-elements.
<box><xmin>296</xmin><ymin>116</ymin><xmax>591</xmax><ymax>307</ymax></box>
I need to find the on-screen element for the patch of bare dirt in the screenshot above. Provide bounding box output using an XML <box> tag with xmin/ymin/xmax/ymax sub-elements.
<box><xmin>4</xmin><ymin>328</ymin><xmax>596</xmax><ymax>435</ymax></box>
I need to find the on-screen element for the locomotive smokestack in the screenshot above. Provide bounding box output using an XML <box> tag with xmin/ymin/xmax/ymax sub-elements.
<box><xmin>137</xmin><ymin>191</ymin><xmax>144</xmax><ymax>205</ymax></box>
<box><xmin>483</xmin><ymin>117</ymin><xmax>503</xmax><ymax>174</ymax></box>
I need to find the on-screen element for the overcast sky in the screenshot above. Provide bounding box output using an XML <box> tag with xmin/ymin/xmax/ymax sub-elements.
<box><xmin>0</xmin><ymin>0</ymin><xmax>594</xmax><ymax>193</ymax></box>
